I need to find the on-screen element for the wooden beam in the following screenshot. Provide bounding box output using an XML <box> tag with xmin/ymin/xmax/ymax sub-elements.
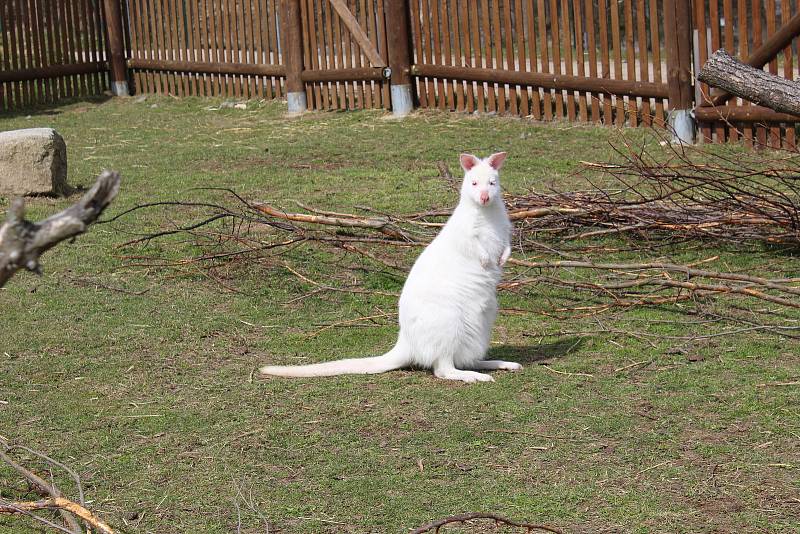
<box><xmin>283</xmin><ymin>0</ymin><xmax>305</xmax><ymax>94</ymax></box>
<box><xmin>411</xmin><ymin>64</ymin><xmax>669</xmax><ymax>98</ymax></box>
<box><xmin>327</xmin><ymin>0</ymin><xmax>386</xmax><ymax>67</ymax></box>
<box><xmin>301</xmin><ymin>67</ymin><xmax>384</xmax><ymax>82</ymax></box>
<box><xmin>127</xmin><ymin>58</ymin><xmax>286</xmax><ymax>77</ymax></box>
<box><xmin>694</xmin><ymin>104</ymin><xmax>800</xmax><ymax>122</ymax></box>
<box><xmin>0</xmin><ymin>62</ymin><xmax>107</xmax><ymax>83</ymax></box>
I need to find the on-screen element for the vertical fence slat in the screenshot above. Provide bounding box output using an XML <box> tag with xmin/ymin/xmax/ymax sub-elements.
<box><xmin>481</xmin><ymin>0</ymin><xmax>496</xmax><ymax>112</ymax></box>
<box><xmin>514</xmin><ymin>0</ymin><xmax>528</xmax><ymax>116</ymax></box>
<box><xmin>376</xmin><ymin>0</ymin><xmax>390</xmax><ymax>108</ymax></box>
<box><xmin>609</xmin><ymin>0</ymin><xmax>623</xmax><ymax>125</ymax></box>
<box><xmin>469</xmin><ymin>0</ymin><xmax>485</xmax><ymax>112</ymax></box>
<box><xmin>502</xmin><ymin>0</ymin><xmax>517</xmax><ymax>115</ymax></box>
<box><xmin>584</xmin><ymin>0</ymin><xmax>599</xmax><ymax>122</ymax></box>
<box><xmin>536</xmin><ymin>0</ymin><xmax>550</xmax><ymax>119</ymax></box>
<box><xmin>709</xmin><ymin>0</ymin><xmax>724</xmax><ymax>141</ymax></box>
<box><xmin>561</xmin><ymin>0</ymin><xmax>576</xmax><ymax>121</ymax></box>
<box><xmin>549</xmin><ymin>0</ymin><xmax>563</xmax><ymax>118</ymax></box>
<box><xmin>525</xmin><ymin>0</ymin><xmax>541</xmax><ymax>119</ymax></box>
<box><xmin>649</xmin><ymin>0</ymin><xmax>664</xmax><ymax>125</ymax></box>
<box><xmin>597</xmin><ymin>0</ymin><xmax>611</xmax><ymax>124</ymax></box>
<box><xmin>491</xmin><ymin>0</ymin><xmax>506</xmax><ymax>112</ymax></box>
<box><xmin>765</xmin><ymin>0</ymin><xmax>781</xmax><ymax>148</ymax></box>
<box><xmin>5</xmin><ymin>0</ymin><xmax>20</xmax><ymax>107</ymax></box>
<box><xmin>782</xmin><ymin>0</ymin><xmax>796</xmax><ymax>149</ymax></box>
<box><xmin>461</xmin><ymin>0</ymin><xmax>476</xmax><ymax>112</ymax></box>
<box><xmin>573</xmin><ymin>0</ymin><xmax>588</xmax><ymax>121</ymax></box>
<box><xmin>19</xmin><ymin>0</ymin><xmax>34</xmax><ymax>104</ymax></box>
<box><xmin>636</xmin><ymin>0</ymin><xmax>651</xmax><ymax>125</ymax></box>
<box><xmin>753</xmin><ymin>0</ymin><xmax>767</xmax><ymax>146</ymax></box>
<box><xmin>623</xmin><ymin>0</ymin><xmax>636</xmax><ymax>126</ymax></box>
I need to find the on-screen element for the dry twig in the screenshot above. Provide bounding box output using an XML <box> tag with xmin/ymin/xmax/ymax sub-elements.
<box><xmin>411</xmin><ymin>512</ymin><xmax>562</xmax><ymax>533</ymax></box>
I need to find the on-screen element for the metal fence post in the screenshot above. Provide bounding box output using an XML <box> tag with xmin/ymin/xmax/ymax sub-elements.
<box><xmin>102</xmin><ymin>0</ymin><xmax>129</xmax><ymax>96</ymax></box>
<box><xmin>664</xmin><ymin>0</ymin><xmax>694</xmax><ymax>143</ymax></box>
<box><xmin>386</xmin><ymin>0</ymin><xmax>414</xmax><ymax>117</ymax></box>
<box><xmin>283</xmin><ymin>0</ymin><xmax>307</xmax><ymax>113</ymax></box>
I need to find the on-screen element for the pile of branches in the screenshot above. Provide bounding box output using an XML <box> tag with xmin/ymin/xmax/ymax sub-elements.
<box><xmin>508</xmin><ymin>135</ymin><xmax>800</xmax><ymax>247</ymax></box>
<box><xmin>106</xmin><ymin>136</ymin><xmax>800</xmax><ymax>335</ymax></box>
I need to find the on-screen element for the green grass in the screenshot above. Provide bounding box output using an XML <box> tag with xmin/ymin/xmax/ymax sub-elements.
<box><xmin>1</xmin><ymin>96</ymin><xmax>799</xmax><ymax>533</ymax></box>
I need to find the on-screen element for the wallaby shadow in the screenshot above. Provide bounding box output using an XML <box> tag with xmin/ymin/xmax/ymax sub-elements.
<box><xmin>487</xmin><ymin>336</ymin><xmax>585</xmax><ymax>365</ymax></box>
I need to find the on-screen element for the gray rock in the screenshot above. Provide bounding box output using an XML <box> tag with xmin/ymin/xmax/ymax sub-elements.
<box><xmin>0</xmin><ymin>128</ymin><xmax>68</xmax><ymax>197</ymax></box>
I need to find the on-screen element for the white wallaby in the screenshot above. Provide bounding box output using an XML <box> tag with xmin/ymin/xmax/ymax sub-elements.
<box><xmin>259</xmin><ymin>152</ymin><xmax>521</xmax><ymax>383</ymax></box>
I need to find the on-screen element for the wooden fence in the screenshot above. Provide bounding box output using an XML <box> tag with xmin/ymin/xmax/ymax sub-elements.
<box><xmin>126</xmin><ymin>0</ymin><xmax>285</xmax><ymax>99</ymax></box>
<box><xmin>1</xmin><ymin>0</ymin><xmax>799</xmax><ymax>147</ymax></box>
<box><xmin>410</xmin><ymin>0</ymin><xmax>676</xmax><ymax>126</ymax></box>
<box><xmin>0</xmin><ymin>0</ymin><xmax>110</xmax><ymax>111</ymax></box>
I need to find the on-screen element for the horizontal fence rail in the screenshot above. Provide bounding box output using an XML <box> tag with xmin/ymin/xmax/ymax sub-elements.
<box><xmin>1</xmin><ymin>0</ymin><xmax>799</xmax><ymax>148</ymax></box>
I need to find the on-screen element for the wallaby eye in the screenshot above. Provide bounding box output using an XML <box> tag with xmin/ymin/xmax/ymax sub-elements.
<box><xmin>471</xmin><ymin>180</ymin><xmax>477</xmax><ymax>186</ymax></box>
<box><xmin>490</xmin><ymin>180</ymin><xmax>497</xmax><ymax>186</ymax></box>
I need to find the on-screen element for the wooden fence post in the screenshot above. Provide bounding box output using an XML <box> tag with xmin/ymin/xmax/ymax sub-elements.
<box><xmin>283</xmin><ymin>0</ymin><xmax>306</xmax><ymax>113</ymax></box>
<box><xmin>386</xmin><ymin>0</ymin><xmax>414</xmax><ymax>116</ymax></box>
<box><xmin>102</xmin><ymin>0</ymin><xmax>129</xmax><ymax>96</ymax></box>
<box><xmin>664</xmin><ymin>0</ymin><xmax>694</xmax><ymax>142</ymax></box>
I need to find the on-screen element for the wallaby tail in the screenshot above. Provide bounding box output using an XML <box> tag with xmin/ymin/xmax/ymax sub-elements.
<box><xmin>259</xmin><ymin>343</ymin><xmax>410</xmax><ymax>378</ymax></box>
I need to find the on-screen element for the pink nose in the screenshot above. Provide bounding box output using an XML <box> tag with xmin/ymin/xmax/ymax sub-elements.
<box><xmin>480</xmin><ymin>191</ymin><xmax>490</xmax><ymax>204</ymax></box>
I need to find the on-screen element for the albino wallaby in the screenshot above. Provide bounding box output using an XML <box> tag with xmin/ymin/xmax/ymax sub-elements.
<box><xmin>260</xmin><ymin>152</ymin><xmax>521</xmax><ymax>383</ymax></box>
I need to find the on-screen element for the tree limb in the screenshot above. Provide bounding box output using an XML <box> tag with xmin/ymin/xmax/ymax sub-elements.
<box><xmin>0</xmin><ymin>170</ymin><xmax>121</xmax><ymax>288</ymax></box>
<box><xmin>698</xmin><ymin>49</ymin><xmax>800</xmax><ymax>117</ymax></box>
<box><xmin>411</xmin><ymin>512</ymin><xmax>562</xmax><ymax>533</ymax></box>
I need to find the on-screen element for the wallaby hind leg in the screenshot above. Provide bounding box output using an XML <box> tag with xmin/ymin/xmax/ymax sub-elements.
<box><xmin>471</xmin><ymin>360</ymin><xmax>523</xmax><ymax>371</ymax></box>
<box><xmin>433</xmin><ymin>360</ymin><xmax>494</xmax><ymax>383</ymax></box>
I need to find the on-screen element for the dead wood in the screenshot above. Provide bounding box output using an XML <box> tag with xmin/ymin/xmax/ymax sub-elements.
<box><xmin>698</xmin><ymin>49</ymin><xmax>800</xmax><ymax>117</ymax></box>
<box><xmin>0</xmin><ymin>170</ymin><xmax>121</xmax><ymax>288</ymax></box>
<box><xmin>411</xmin><ymin>512</ymin><xmax>562</xmax><ymax>533</ymax></box>
<box><xmin>0</xmin><ymin>441</ymin><xmax>115</xmax><ymax>534</ymax></box>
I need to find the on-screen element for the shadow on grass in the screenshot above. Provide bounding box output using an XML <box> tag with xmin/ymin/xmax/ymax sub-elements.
<box><xmin>487</xmin><ymin>336</ymin><xmax>585</xmax><ymax>364</ymax></box>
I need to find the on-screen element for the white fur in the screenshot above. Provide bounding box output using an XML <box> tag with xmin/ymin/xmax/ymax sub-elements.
<box><xmin>259</xmin><ymin>152</ymin><xmax>522</xmax><ymax>383</ymax></box>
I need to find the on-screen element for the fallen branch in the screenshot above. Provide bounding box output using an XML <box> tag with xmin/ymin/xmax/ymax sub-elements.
<box><xmin>698</xmin><ymin>49</ymin><xmax>800</xmax><ymax>117</ymax></box>
<box><xmin>411</xmin><ymin>512</ymin><xmax>562</xmax><ymax>533</ymax></box>
<box><xmin>0</xmin><ymin>170</ymin><xmax>121</xmax><ymax>288</ymax></box>
<box><xmin>0</xmin><ymin>441</ymin><xmax>115</xmax><ymax>534</ymax></box>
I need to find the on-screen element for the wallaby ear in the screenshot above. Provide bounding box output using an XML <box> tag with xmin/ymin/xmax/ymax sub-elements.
<box><xmin>486</xmin><ymin>152</ymin><xmax>508</xmax><ymax>170</ymax></box>
<box><xmin>460</xmin><ymin>153</ymin><xmax>480</xmax><ymax>172</ymax></box>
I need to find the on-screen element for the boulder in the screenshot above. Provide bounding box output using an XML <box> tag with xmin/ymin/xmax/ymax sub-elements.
<box><xmin>0</xmin><ymin>128</ymin><xmax>68</xmax><ymax>197</ymax></box>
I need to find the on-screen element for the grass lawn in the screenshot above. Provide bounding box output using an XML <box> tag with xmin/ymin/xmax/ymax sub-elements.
<box><xmin>1</xmin><ymin>96</ymin><xmax>798</xmax><ymax>533</ymax></box>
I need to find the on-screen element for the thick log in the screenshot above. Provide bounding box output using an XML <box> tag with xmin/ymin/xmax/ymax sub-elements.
<box><xmin>698</xmin><ymin>50</ymin><xmax>800</xmax><ymax>117</ymax></box>
<box><xmin>0</xmin><ymin>171</ymin><xmax>121</xmax><ymax>288</ymax></box>
<box><xmin>707</xmin><ymin>11</ymin><xmax>800</xmax><ymax>106</ymax></box>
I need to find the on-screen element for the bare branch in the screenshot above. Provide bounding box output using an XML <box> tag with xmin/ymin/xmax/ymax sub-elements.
<box><xmin>0</xmin><ymin>170</ymin><xmax>121</xmax><ymax>288</ymax></box>
<box><xmin>411</xmin><ymin>512</ymin><xmax>562</xmax><ymax>533</ymax></box>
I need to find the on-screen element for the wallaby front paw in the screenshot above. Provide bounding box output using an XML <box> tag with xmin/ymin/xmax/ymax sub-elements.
<box><xmin>499</xmin><ymin>246</ymin><xmax>511</xmax><ymax>266</ymax></box>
